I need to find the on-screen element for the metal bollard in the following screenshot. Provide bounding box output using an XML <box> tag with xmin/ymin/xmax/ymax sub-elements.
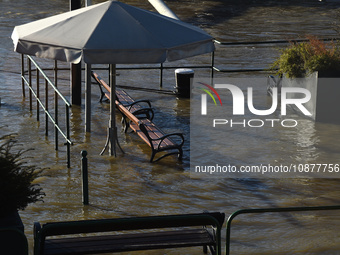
<box><xmin>81</xmin><ymin>150</ymin><xmax>89</xmax><ymax>205</ymax></box>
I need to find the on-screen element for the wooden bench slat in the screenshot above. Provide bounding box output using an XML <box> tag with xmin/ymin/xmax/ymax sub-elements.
<box><xmin>44</xmin><ymin>229</ymin><xmax>213</xmax><ymax>249</ymax></box>
<box><xmin>117</xmin><ymin>101</ymin><xmax>183</xmax><ymax>162</ymax></box>
<box><xmin>45</xmin><ymin>229</ymin><xmax>212</xmax><ymax>244</ymax></box>
<box><xmin>142</xmin><ymin>124</ymin><xmax>174</xmax><ymax>146</ymax></box>
<box><xmin>91</xmin><ymin>72</ymin><xmax>153</xmax><ymax>120</ymax></box>
<box><xmin>130</xmin><ymin>120</ymin><xmax>176</xmax><ymax>148</ymax></box>
<box><xmin>44</xmin><ymin>229</ymin><xmax>214</xmax><ymax>255</ymax></box>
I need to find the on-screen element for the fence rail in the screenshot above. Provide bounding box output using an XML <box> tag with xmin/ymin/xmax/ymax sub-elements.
<box><xmin>21</xmin><ymin>54</ymin><xmax>72</xmax><ymax>167</ymax></box>
<box><xmin>214</xmin><ymin>37</ymin><xmax>339</xmax><ymax>46</ymax></box>
<box><xmin>226</xmin><ymin>205</ymin><xmax>340</xmax><ymax>255</ymax></box>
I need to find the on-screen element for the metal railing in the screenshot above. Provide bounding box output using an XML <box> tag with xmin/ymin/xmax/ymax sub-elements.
<box><xmin>21</xmin><ymin>54</ymin><xmax>72</xmax><ymax>167</ymax></box>
<box><xmin>100</xmin><ymin>37</ymin><xmax>340</xmax><ymax>87</ymax></box>
<box><xmin>226</xmin><ymin>205</ymin><xmax>340</xmax><ymax>255</ymax></box>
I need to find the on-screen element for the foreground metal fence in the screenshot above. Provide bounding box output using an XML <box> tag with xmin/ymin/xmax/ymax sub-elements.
<box><xmin>21</xmin><ymin>54</ymin><xmax>72</xmax><ymax>167</ymax></box>
<box><xmin>226</xmin><ymin>205</ymin><xmax>340</xmax><ymax>255</ymax></box>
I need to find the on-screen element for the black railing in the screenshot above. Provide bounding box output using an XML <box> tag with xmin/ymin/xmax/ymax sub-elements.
<box><xmin>21</xmin><ymin>54</ymin><xmax>72</xmax><ymax>167</ymax></box>
<box><xmin>226</xmin><ymin>205</ymin><xmax>340</xmax><ymax>255</ymax></box>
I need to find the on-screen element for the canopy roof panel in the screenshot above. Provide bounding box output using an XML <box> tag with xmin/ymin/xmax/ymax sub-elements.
<box><xmin>12</xmin><ymin>0</ymin><xmax>215</xmax><ymax>64</ymax></box>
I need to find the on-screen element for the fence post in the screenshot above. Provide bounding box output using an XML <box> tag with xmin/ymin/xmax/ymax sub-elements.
<box><xmin>81</xmin><ymin>150</ymin><xmax>89</xmax><ymax>205</ymax></box>
<box><xmin>28</xmin><ymin>57</ymin><xmax>32</xmax><ymax>111</ymax></box>
<box><xmin>54</xmin><ymin>60</ymin><xmax>58</xmax><ymax>151</ymax></box>
<box><xmin>36</xmin><ymin>68</ymin><xmax>40</xmax><ymax>121</ymax></box>
<box><xmin>21</xmin><ymin>54</ymin><xmax>25</xmax><ymax>98</ymax></box>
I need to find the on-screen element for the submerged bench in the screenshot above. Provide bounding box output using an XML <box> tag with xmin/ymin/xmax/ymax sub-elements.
<box><xmin>92</xmin><ymin>71</ymin><xmax>184</xmax><ymax>162</ymax></box>
<box><xmin>33</xmin><ymin>212</ymin><xmax>225</xmax><ymax>255</ymax></box>
<box><xmin>117</xmin><ymin>100</ymin><xmax>184</xmax><ymax>162</ymax></box>
<box><xmin>91</xmin><ymin>72</ymin><xmax>154</xmax><ymax>120</ymax></box>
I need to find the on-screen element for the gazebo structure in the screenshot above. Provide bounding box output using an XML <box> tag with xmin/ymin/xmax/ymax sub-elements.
<box><xmin>12</xmin><ymin>0</ymin><xmax>215</xmax><ymax>156</ymax></box>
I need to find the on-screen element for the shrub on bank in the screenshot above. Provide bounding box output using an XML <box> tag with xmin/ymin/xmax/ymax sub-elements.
<box><xmin>272</xmin><ymin>36</ymin><xmax>340</xmax><ymax>78</ymax></box>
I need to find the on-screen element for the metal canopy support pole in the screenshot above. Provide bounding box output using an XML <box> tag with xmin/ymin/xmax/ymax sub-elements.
<box><xmin>71</xmin><ymin>64</ymin><xmax>82</xmax><ymax>105</ymax></box>
<box><xmin>21</xmin><ymin>54</ymin><xmax>25</xmax><ymax>98</ymax></box>
<box><xmin>100</xmin><ymin>64</ymin><xmax>124</xmax><ymax>156</ymax></box>
<box><xmin>85</xmin><ymin>64</ymin><xmax>91</xmax><ymax>132</ymax></box>
<box><xmin>70</xmin><ymin>0</ymin><xmax>82</xmax><ymax>106</ymax></box>
<box><xmin>54</xmin><ymin>60</ymin><xmax>58</xmax><ymax>151</ymax></box>
<box><xmin>109</xmin><ymin>64</ymin><xmax>117</xmax><ymax>156</ymax></box>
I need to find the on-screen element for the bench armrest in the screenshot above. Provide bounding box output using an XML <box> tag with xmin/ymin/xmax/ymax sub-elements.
<box><xmin>131</xmin><ymin>107</ymin><xmax>154</xmax><ymax>120</ymax></box>
<box><xmin>124</xmin><ymin>99</ymin><xmax>152</xmax><ymax>108</ymax></box>
<box><xmin>139</xmin><ymin>123</ymin><xmax>184</xmax><ymax>149</ymax></box>
<box><xmin>152</xmin><ymin>133</ymin><xmax>184</xmax><ymax>150</ymax></box>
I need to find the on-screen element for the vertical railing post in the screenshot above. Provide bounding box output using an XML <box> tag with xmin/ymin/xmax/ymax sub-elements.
<box><xmin>45</xmin><ymin>79</ymin><xmax>49</xmax><ymax>136</ymax></box>
<box><xmin>66</xmin><ymin>106</ymin><xmax>71</xmax><ymax>168</ymax></box>
<box><xmin>81</xmin><ymin>150</ymin><xmax>89</xmax><ymax>205</ymax></box>
<box><xmin>211</xmin><ymin>51</ymin><xmax>215</xmax><ymax>82</ymax></box>
<box><xmin>36</xmin><ymin>68</ymin><xmax>40</xmax><ymax>121</ymax></box>
<box><xmin>21</xmin><ymin>54</ymin><xmax>26</xmax><ymax>98</ymax></box>
<box><xmin>160</xmin><ymin>63</ymin><xmax>163</xmax><ymax>88</ymax></box>
<box><xmin>54</xmin><ymin>60</ymin><xmax>58</xmax><ymax>151</ymax></box>
<box><xmin>85</xmin><ymin>63</ymin><xmax>92</xmax><ymax>133</ymax></box>
<box><xmin>28</xmin><ymin>57</ymin><xmax>32</xmax><ymax>111</ymax></box>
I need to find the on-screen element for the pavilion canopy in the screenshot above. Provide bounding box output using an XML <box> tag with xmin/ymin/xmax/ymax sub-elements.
<box><xmin>11</xmin><ymin>0</ymin><xmax>215</xmax><ymax>156</ymax></box>
<box><xmin>11</xmin><ymin>0</ymin><xmax>215</xmax><ymax>64</ymax></box>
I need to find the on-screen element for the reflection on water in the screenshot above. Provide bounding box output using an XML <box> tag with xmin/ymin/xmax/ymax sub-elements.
<box><xmin>1</xmin><ymin>0</ymin><xmax>340</xmax><ymax>254</ymax></box>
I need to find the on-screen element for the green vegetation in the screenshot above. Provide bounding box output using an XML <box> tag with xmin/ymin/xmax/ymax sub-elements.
<box><xmin>272</xmin><ymin>36</ymin><xmax>340</xmax><ymax>78</ymax></box>
<box><xmin>0</xmin><ymin>134</ymin><xmax>45</xmax><ymax>217</ymax></box>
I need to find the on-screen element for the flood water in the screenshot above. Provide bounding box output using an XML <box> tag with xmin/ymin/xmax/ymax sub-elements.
<box><xmin>1</xmin><ymin>0</ymin><xmax>340</xmax><ymax>254</ymax></box>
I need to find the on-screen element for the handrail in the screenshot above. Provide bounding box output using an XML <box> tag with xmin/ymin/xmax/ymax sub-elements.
<box><xmin>21</xmin><ymin>54</ymin><xmax>72</xmax><ymax>167</ymax></box>
<box><xmin>226</xmin><ymin>205</ymin><xmax>340</xmax><ymax>255</ymax></box>
<box><xmin>27</xmin><ymin>56</ymin><xmax>71</xmax><ymax>107</ymax></box>
<box><xmin>21</xmin><ymin>76</ymin><xmax>72</xmax><ymax>144</ymax></box>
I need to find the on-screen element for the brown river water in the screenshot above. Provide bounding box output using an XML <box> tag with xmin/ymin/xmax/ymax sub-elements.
<box><xmin>1</xmin><ymin>0</ymin><xmax>340</xmax><ymax>254</ymax></box>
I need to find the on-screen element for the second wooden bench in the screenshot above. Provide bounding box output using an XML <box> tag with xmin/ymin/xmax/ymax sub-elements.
<box><xmin>117</xmin><ymin>100</ymin><xmax>184</xmax><ymax>162</ymax></box>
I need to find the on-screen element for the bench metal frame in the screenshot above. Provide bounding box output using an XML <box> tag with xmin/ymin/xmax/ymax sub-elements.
<box><xmin>34</xmin><ymin>212</ymin><xmax>224</xmax><ymax>255</ymax></box>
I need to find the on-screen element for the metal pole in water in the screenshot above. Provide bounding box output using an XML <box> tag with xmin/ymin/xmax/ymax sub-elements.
<box><xmin>70</xmin><ymin>0</ymin><xmax>82</xmax><ymax>106</ymax></box>
<box><xmin>85</xmin><ymin>64</ymin><xmax>91</xmax><ymax>133</ymax></box>
<box><xmin>81</xmin><ymin>150</ymin><xmax>89</xmax><ymax>205</ymax></box>
<box><xmin>21</xmin><ymin>54</ymin><xmax>25</xmax><ymax>98</ymax></box>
